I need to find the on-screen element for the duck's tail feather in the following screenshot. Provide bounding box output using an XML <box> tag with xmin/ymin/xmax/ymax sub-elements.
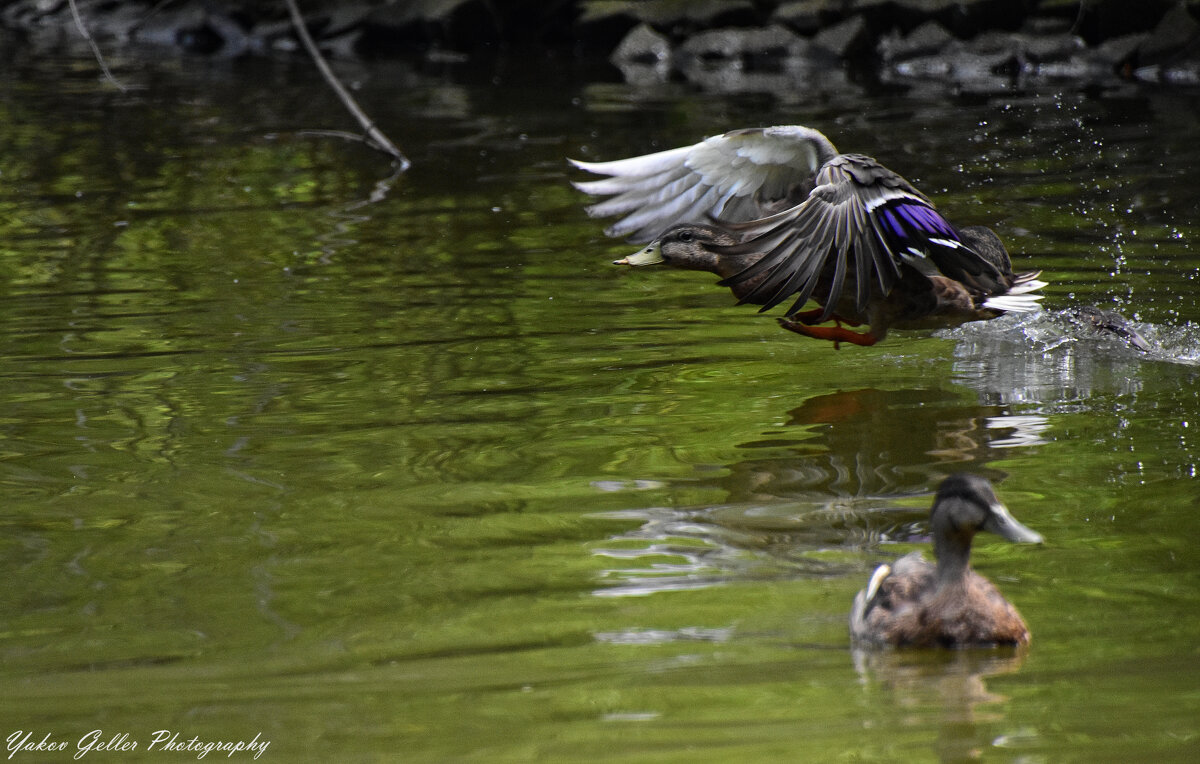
<box><xmin>982</xmin><ymin>270</ymin><xmax>1048</xmax><ymax>313</ymax></box>
<box><xmin>1008</xmin><ymin>270</ymin><xmax>1048</xmax><ymax>295</ymax></box>
<box><xmin>982</xmin><ymin>294</ymin><xmax>1044</xmax><ymax>313</ymax></box>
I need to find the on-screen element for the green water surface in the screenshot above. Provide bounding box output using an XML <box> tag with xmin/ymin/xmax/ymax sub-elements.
<box><xmin>0</xmin><ymin>47</ymin><xmax>1197</xmax><ymax>762</ymax></box>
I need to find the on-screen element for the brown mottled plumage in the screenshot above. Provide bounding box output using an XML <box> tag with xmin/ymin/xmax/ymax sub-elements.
<box><xmin>850</xmin><ymin>474</ymin><xmax>1043</xmax><ymax>648</ymax></box>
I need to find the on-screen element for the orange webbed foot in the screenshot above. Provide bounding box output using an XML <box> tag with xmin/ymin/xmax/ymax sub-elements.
<box><xmin>788</xmin><ymin>308</ymin><xmax>863</xmax><ymax>327</ymax></box>
<box><xmin>777</xmin><ymin>318</ymin><xmax>879</xmax><ymax>348</ymax></box>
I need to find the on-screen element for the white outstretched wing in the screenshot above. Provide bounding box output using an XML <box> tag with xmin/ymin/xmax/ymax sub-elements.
<box><xmin>570</xmin><ymin>125</ymin><xmax>838</xmax><ymax>243</ymax></box>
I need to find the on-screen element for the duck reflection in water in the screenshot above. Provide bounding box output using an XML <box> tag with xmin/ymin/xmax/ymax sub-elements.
<box><xmin>715</xmin><ymin>387</ymin><xmax>1047</xmax><ymax>511</ymax></box>
<box><xmin>850</xmin><ymin>474</ymin><xmax>1042</xmax><ymax>648</ymax></box>
<box><xmin>852</xmin><ymin>648</ymin><xmax>1031</xmax><ymax>762</ymax></box>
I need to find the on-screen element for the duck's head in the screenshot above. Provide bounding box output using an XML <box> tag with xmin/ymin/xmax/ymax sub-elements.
<box><xmin>930</xmin><ymin>474</ymin><xmax>1042</xmax><ymax>575</ymax></box>
<box><xmin>613</xmin><ymin>224</ymin><xmax>738</xmax><ymax>272</ymax></box>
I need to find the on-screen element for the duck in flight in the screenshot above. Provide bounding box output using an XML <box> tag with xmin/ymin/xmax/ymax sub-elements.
<box><xmin>572</xmin><ymin>126</ymin><xmax>1045</xmax><ymax>346</ymax></box>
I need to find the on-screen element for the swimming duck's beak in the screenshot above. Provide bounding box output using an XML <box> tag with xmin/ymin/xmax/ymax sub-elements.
<box><xmin>613</xmin><ymin>240</ymin><xmax>664</xmax><ymax>266</ymax></box>
<box><xmin>984</xmin><ymin>502</ymin><xmax>1044</xmax><ymax>544</ymax></box>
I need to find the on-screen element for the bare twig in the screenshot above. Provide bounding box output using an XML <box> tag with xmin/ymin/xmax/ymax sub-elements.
<box><xmin>283</xmin><ymin>0</ymin><xmax>411</xmax><ymax>171</ymax></box>
<box><xmin>294</xmin><ymin>129</ymin><xmax>379</xmax><ymax>145</ymax></box>
<box><xmin>68</xmin><ymin>0</ymin><xmax>128</xmax><ymax>92</ymax></box>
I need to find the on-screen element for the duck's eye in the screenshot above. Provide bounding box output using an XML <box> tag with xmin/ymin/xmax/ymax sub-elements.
<box><xmin>676</xmin><ymin>231</ymin><xmax>694</xmax><ymax>243</ymax></box>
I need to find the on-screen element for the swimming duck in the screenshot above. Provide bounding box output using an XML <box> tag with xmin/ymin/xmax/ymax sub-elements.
<box><xmin>573</xmin><ymin>126</ymin><xmax>1046</xmax><ymax>346</ymax></box>
<box><xmin>850</xmin><ymin>473</ymin><xmax>1043</xmax><ymax>648</ymax></box>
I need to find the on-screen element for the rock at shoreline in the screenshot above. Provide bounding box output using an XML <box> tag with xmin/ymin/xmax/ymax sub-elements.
<box><xmin>3</xmin><ymin>0</ymin><xmax>1200</xmax><ymax>89</ymax></box>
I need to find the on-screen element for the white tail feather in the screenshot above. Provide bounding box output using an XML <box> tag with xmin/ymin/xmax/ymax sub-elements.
<box><xmin>1007</xmin><ymin>278</ymin><xmax>1049</xmax><ymax>295</ymax></box>
<box><xmin>983</xmin><ymin>293</ymin><xmax>1044</xmax><ymax>313</ymax></box>
<box><xmin>983</xmin><ymin>270</ymin><xmax>1048</xmax><ymax>313</ymax></box>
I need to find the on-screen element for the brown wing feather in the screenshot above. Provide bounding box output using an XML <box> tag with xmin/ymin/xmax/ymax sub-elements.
<box><xmin>716</xmin><ymin>155</ymin><xmax>949</xmax><ymax>319</ymax></box>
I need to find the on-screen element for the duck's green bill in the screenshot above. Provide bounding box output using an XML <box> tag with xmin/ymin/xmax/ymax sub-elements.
<box><xmin>613</xmin><ymin>241</ymin><xmax>663</xmax><ymax>266</ymax></box>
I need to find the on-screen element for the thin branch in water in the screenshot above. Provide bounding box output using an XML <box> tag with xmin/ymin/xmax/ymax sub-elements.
<box><xmin>265</xmin><ymin>130</ymin><xmax>403</xmax><ymax>205</ymax></box>
<box><xmin>68</xmin><ymin>0</ymin><xmax>128</xmax><ymax>92</ymax></box>
<box><xmin>294</xmin><ymin>129</ymin><xmax>378</xmax><ymax>146</ymax></box>
<box><xmin>283</xmin><ymin>0</ymin><xmax>411</xmax><ymax>171</ymax></box>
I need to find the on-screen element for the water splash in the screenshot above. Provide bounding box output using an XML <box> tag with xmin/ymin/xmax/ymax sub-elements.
<box><xmin>942</xmin><ymin>309</ymin><xmax>1200</xmax><ymax>409</ymax></box>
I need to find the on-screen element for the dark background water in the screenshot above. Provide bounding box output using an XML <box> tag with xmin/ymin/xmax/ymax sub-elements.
<box><xmin>0</xmin><ymin>46</ymin><xmax>1197</xmax><ymax>761</ymax></box>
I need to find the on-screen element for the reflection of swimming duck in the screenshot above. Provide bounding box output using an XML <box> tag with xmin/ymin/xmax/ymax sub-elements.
<box><xmin>574</xmin><ymin>126</ymin><xmax>1045</xmax><ymax>346</ymax></box>
<box><xmin>850</xmin><ymin>474</ymin><xmax>1042</xmax><ymax>648</ymax></box>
